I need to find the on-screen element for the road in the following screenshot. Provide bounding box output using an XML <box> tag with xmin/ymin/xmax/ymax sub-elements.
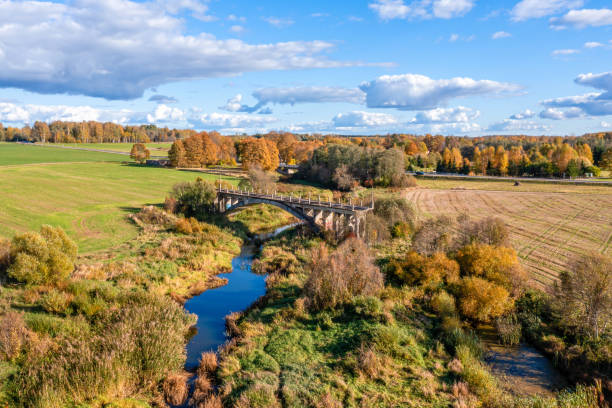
<box><xmin>408</xmin><ymin>171</ymin><xmax>612</xmax><ymax>186</ymax></box>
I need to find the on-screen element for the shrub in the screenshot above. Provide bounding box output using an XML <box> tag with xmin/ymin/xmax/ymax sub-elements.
<box><xmin>390</xmin><ymin>251</ymin><xmax>460</xmax><ymax>288</ymax></box>
<box><xmin>457</xmin><ymin>216</ymin><xmax>509</xmax><ymax>247</ymax></box>
<box><xmin>495</xmin><ymin>314</ymin><xmax>522</xmax><ymax>346</ymax></box>
<box><xmin>0</xmin><ymin>311</ymin><xmax>29</xmax><ymax>362</ymax></box>
<box><xmin>554</xmin><ymin>252</ymin><xmax>611</xmax><ymax>340</ymax></box>
<box><xmin>130</xmin><ymin>143</ymin><xmax>150</xmax><ymax>164</ymax></box>
<box><xmin>175</xmin><ymin>217</ymin><xmax>203</xmax><ymax>235</ymax></box>
<box><xmin>455</xmin><ymin>345</ymin><xmax>500</xmax><ymax>403</ymax></box>
<box><xmin>164</xmin><ymin>196</ymin><xmax>178</xmax><ymax>214</ymax></box>
<box><xmin>252</xmin><ymin>246</ymin><xmax>299</xmax><ymax>275</ymax></box>
<box><xmin>303</xmin><ymin>238</ymin><xmax>384</xmax><ymax>311</ymax></box>
<box><xmin>198</xmin><ymin>352</ymin><xmax>218</xmax><ymax>376</ymax></box>
<box><xmin>0</xmin><ymin>237</ymin><xmax>10</xmax><ymax>282</ymax></box>
<box><xmin>241</xmin><ymin>165</ymin><xmax>276</xmax><ymax>193</ymax></box>
<box><xmin>357</xmin><ymin>345</ymin><xmax>383</xmax><ymax>377</ymax></box>
<box><xmin>8</xmin><ymin>225</ymin><xmax>77</xmax><ymax>285</ymax></box>
<box><xmin>13</xmin><ymin>292</ymin><xmax>195</xmax><ymax>407</ymax></box>
<box><xmin>431</xmin><ymin>290</ymin><xmax>457</xmax><ymax>317</ymax></box>
<box><xmin>456</xmin><ymin>243</ymin><xmax>526</xmax><ymax>292</ymax></box>
<box><xmin>162</xmin><ymin>371</ymin><xmax>189</xmax><ymax>406</ymax></box>
<box><xmin>352</xmin><ymin>295</ymin><xmax>383</xmax><ymax>319</ymax></box>
<box><xmin>457</xmin><ymin>277</ymin><xmax>513</xmax><ymax>323</ymax></box>
<box><xmin>412</xmin><ymin>215</ymin><xmax>456</xmax><ymax>256</ymax></box>
<box><xmin>374</xmin><ymin>196</ymin><xmax>417</xmax><ymax>231</ymax></box>
<box><xmin>364</xmin><ymin>213</ymin><xmax>391</xmax><ymax>244</ymax></box>
<box><xmin>39</xmin><ymin>289</ymin><xmax>73</xmax><ymax>314</ymax></box>
<box><xmin>171</xmin><ymin>178</ymin><xmax>217</xmax><ymax>219</ymax></box>
<box><xmin>391</xmin><ymin>221</ymin><xmax>411</xmax><ymax>238</ymax></box>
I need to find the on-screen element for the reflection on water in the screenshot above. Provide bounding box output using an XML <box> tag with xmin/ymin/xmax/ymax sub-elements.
<box><xmin>183</xmin><ymin>223</ymin><xmax>300</xmax><ymax>371</ymax></box>
<box><xmin>480</xmin><ymin>326</ymin><xmax>567</xmax><ymax>396</ymax></box>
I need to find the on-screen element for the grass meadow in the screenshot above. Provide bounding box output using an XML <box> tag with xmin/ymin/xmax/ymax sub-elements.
<box><xmin>0</xmin><ymin>144</ymin><xmax>238</xmax><ymax>253</ymax></box>
<box><xmin>54</xmin><ymin>142</ymin><xmax>173</xmax><ymax>156</ymax></box>
<box><xmin>0</xmin><ymin>142</ymin><xmax>126</xmax><ymax>165</ymax></box>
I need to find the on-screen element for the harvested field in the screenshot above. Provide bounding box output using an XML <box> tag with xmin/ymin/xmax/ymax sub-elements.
<box><xmin>405</xmin><ymin>187</ymin><xmax>612</xmax><ymax>288</ymax></box>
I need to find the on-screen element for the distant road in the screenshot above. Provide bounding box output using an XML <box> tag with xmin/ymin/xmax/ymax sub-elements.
<box><xmin>408</xmin><ymin>171</ymin><xmax>612</xmax><ymax>186</ymax></box>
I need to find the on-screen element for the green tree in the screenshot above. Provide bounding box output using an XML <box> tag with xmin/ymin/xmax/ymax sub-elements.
<box><xmin>8</xmin><ymin>225</ymin><xmax>77</xmax><ymax>285</ymax></box>
<box><xmin>170</xmin><ymin>178</ymin><xmax>217</xmax><ymax>219</ymax></box>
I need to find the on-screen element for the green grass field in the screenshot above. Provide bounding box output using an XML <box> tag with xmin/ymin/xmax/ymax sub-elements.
<box><xmin>0</xmin><ymin>144</ymin><xmax>238</xmax><ymax>253</ymax></box>
<box><xmin>0</xmin><ymin>142</ymin><xmax>127</xmax><ymax>165</ymax></box>
<box><xmin>53</xmin><ymin>142</ymin><xmax>173</xmax><ymax>156</ymax></box>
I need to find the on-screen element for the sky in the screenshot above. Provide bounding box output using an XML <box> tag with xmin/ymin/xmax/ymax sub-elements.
<box><xmin>0</xmin><ymin>0</ymin><xmax>611</xmax><ymax>136</ymax></box>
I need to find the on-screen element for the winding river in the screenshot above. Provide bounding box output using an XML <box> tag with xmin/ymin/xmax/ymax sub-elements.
<box><xmin>183</xmin><ymin>224</ymin><xmax>298</xmax><ymax>371</ymax></box>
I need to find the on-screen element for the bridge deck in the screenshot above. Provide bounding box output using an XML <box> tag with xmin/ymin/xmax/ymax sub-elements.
<box><xmin>217</xmin><ymin>189</ymin><xmax>372</xmax><ymax>212</ymax></box>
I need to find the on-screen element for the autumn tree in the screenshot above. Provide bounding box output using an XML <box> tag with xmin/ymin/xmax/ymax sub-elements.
<box><xmin>130</xmin><ymin>143</ymin><xmax>150</xmax><ymax>164</ymax></box>
<box><xmin>458</xmin><ymin>276</ymin><xmax>513</xmax><ymax>322</ymax></box>
<box><xmin>238</xmin><ymin>138</ymin><xmax>279</xmax><ymax>171</ymax></box>
<box><xmin>168</xmin><ymin>140</ymin><xmax>187</xmax><ymax>167</ymax></box>
<box><xmin>32</xmin><ymin>121</ymin><xmax>51</xmax><ymax>143</ymax></box>
<box><xmin>456</xmin><ymin>243</ymin><xmax>526</xmax><ymax>292</ymax></box>
<box><xmin>554</xmin><ymin>252</ymin><xmax>611</xmax><ymax>339</ymax></box>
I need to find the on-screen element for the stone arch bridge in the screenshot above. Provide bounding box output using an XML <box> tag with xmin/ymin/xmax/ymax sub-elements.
<box><xmin>215</xmin><ymin>188</ymin><xmax>373</xmax><ymax>238</ymax></box>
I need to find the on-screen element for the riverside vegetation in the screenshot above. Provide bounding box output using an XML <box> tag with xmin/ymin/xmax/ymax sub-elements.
<box><xmin>0</xmin><ymin>144</ymin><xmax>610</xmax><ymax>407</ymax></box>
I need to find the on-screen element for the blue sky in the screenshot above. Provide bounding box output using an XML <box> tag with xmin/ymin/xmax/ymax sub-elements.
<box><xmin>0</xmin><ymin>0</ymin><xmax>611</xmax><ymax>135</ymax></box>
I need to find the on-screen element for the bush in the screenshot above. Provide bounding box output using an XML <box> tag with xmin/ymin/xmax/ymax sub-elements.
<box><xmin>455</xmin><ymin>345</ymin><xmax>500</xmax><ymax>403</ymax></box>
<box><xmin>8</xmin><ymin>225</ymin><xmax>77</xmax><ymax>285</ymax></box>
<box><xmin>39</xmin><ymin>289</ymin><xmax>73</xmax><ymax>315</ymax></box>
<box><xmin>164</xmin><ymin>197</ymin><xmax>178</xmax><ymax>214</ymax></box>
<box><xmin>162</xmin><ymin>371</ymin><xmax>189</xmax><ymax>406</ymax></box>
<box><xmin>431</xmin><ymin>290</ymin><xmax>457</xmax><ymax>317</ymax></box>
<box><xmin>412</xmin><ymin>215</ymin><xmax>456</xmax><ymax>256</ymax></box>
<box><xmin>171</xmin><ymin>178</ymin><xmax>217</xmax><ymax>219</ymax></box>
<box><xmin>252</xmin><ymin>246</ymin><xmax>299</xmax><ymax>275</ymax></box>
<box><xmin>240</xmin><ymin>165</ymin><xmax>276</xmax><ymax>193</ymax></box>
<box><xmin>495</xmin><ymin>314</ymin><xmax>522</xmax><ymax>346</ymax></box>
<box><xmin>456</xmin><ymin>243</ymin><xmax>526</xmax><ymax>292</ymax></box>
<box><xmin>175</xmin><ymin>217</ymin><xmax>203</xmax><ymax>235</ymax></box>
<box><xmin>373</xmin><ymin>197</ymin><xmax>417</xmax><ymax>232</ymax></box>
<box><xmin>14</xmin><ymin>292</ymin><xmax>195</xmax><ymax>407</ymax></box>
<box><xmin>364</xmin><ymin>213</ymin><xmax>391</xmax><ymax>244</ymax></box>
<box><xmin>391</xmin><ymin>222</ymin><xmax>411</xmax><ymax>238</ymax></box>
<box><xmin>304</xmin><ymin>238</ymin><xmax>384</xmax><ymax>311</ymax></box>
<box><xmin>390</xmin><ymin>251</ymin><xmax>459</xmax><ymax>288</ymax></box>
<box><xmin>554</xmin><ymin>252</ymin><xmax>611</xmax><ymax>340</ymax></box>
<box><xmin>0</xmin><ymin>311</ymin><xmax>29</xmax><ymax>362</ymax></box>
<box><xmin>457</xmin><ymin>277</ymin><xmax>513</xmax><ymax>323</ymax></box>
<box><xmin>457</xmin><ymin>216</ymin><xmax>509</xmax><ymax>247</ymax></box>
<box><xmin>0</xmin><ymin>237</ymin><xmax>10</xmax><ymax>283</ymax></box>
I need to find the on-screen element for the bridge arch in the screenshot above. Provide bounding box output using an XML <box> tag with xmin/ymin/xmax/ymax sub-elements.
<box><xmin>225</xmin><ymin>198</ymin><xmax>317</xmax><ymax>227</ymax></box>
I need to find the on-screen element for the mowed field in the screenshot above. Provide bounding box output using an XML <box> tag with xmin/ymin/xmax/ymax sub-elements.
<box><xmin>406</xmin><ymin>179</ymin><xmax>612</xmax><ymax>288</ymax></box>
<box><xmin>0</xmin><ymin>143</ymin><xmax>237</xmax><ymax>253</ymax></box>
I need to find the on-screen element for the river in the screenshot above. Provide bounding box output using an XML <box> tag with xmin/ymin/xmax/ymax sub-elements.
<box><xmin>183</xmin><ymin>223</ymin><xmax>299</xmax><ymax>371</ymax></box>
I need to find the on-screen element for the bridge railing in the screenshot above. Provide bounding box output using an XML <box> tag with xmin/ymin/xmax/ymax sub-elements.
<box><xmin>217</xmin><ymin>187</ymin><xmax>373</xmax><ymax>211</ymax></box>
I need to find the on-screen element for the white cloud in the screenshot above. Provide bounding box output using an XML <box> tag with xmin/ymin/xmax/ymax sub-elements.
<box><xmin>263</xmin><ymin>17</ymin><xmax>294</xmax><ymax>28</ymax></box>
<box><xmin>189</xmin><ymin>112</ymin><xmax>276</xmax><ymax>130</ymax></box>
<box><xmin>227</xmin><ymin>14</ymin><xmax>246</xmax><ymax>22</ymax></box>
<box><xmin>0</xmin><ymin>102</ymin><xmax>137</xmax><ymax>124</ymax></box>
<box><xmin>146</xmin><ymin>104</ymin><xmax>185</xmax><ymax>123</ymax></box>
<box><xmin>551</xmin><ymin>48</ymin><xmax>580</xmax><ymax>55</ymax></box>
<box><xmin>230</xmin><ymin>25</ymin><xmax>244</xmax><ymax>33</ymax></box>
<box><xmin>412</xmin><ymin>106</ymin><xmax>480</xmax><ymax>124</ymax></box>
<box><xmin>332</xmin><ymin>111</ymin><xmax>398</xmax><ymax>128</ymax></box>
<box><xmin>584</xmin><ymin>41</ymin><xmax>604</xmax><ymax>48</ymax></box>
<box><xmin>492</xmin><ymin>31</ymin><xmax>512</xmax><ymax>39</ymax></box>
<box><xmin>160</xmin><ymin>0</ymin><xmax>214</xmax><ymax>21</ymax></box>
<box><xmin>220</xmin><ymin>94</ymin><xmax>246</xmax><ymax>112</ymax></box>
<box><xmin>551</xmin><ymin>9</ymin><xmax>612</xmax><ymax>29</ymax></box>
<box><xmin>575</xmin><ymin>72</ymin><xmax>612</xmax><ymax>97</ymax></box>
<box><xmin>0</xmin><ymin>0</ymin><xmax>360</xmax><ymax>100</ymax></box>
<box><xmin>369</xmin><ymin>0</ymin><xmax>473</xmax><ymax>20</ymax></box>
<box><xmin>539</xmin><ymin>107</ymin><xmax>584</xmax><ymax>120</ymax></box>
<box><xmin>601</xmin><ymin>121</ymin><xmax>611</xmax><ymax>128</ymax></box>
<box><xmin>509</xmin><ymin>109</ymin><xmax>535</xmax><ymax>119</ymax></box>
<box><xmin>539</xmin><ymin>72</ymin><xmax>612</xmax><ymax>117</ymax></box>
<box><xmin>511</xmin><ymin>0</ymin><xmax>583</xmax><ymax>21</ymax></box>
<box><xmin>487</xmin><ymin>119</ymin><xmax>550</xmax><ymax>132</ymax></box>
<box><xmin>359</xmin><ymin>74</ymin><xmax>520</xmax><ymax>111</ymax></box>
<box><xmin>433</xmin><ymin>0</ymin><xmax>474</xmax><ymax>19</ymax></box>
<box><xmin>449</xmin><ymin>34</ymin><xmax>460</xmax><ymax>42</ymax></box>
